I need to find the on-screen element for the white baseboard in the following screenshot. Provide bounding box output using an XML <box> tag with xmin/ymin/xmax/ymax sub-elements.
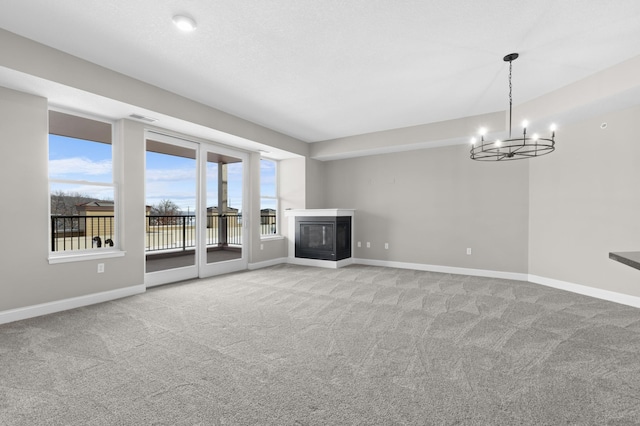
<box><xmin>353</xmin><ymin>258</ymin><xmax>529</xmax><ymax>282</ymax></box>
<box><xmin>250</xmin><ymin>256</ymin><xmax>356</xmax><ymax>270</ymax></box>
<box><xmin>248</xmin><ymin>257</ymin><xmax>288</xmax><ymax>270</ymax></box>
<box><xmin>356</xmin><ymin>259</ymin><xmax>640</xmax><ymax>308</ymax></box>
<box><xmin>0</xmin><ymin>284</ymin><xmax>145</xmax><ymax>325</ymax></box>
<box><xmin>287</xmin><ymin>257</ymin><xmax>355</xmax><ymax>269</ymax></box>
<box><xmin>528</xmin><ymin>274</ymin><xmax>640</xmax><ymax>309</ymax></box>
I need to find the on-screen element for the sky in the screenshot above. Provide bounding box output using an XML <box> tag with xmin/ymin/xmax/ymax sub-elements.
<box><xmin>49</xmin><ymin>134</ymin><xmax>277</xmax><ymax>213</ymax></box>
<box><xmin>49</xmin><ymin>134</ymin><xmax>114</xmax><ymax>201</ymax></box>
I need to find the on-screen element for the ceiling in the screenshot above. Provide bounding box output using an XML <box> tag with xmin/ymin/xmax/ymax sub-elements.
<box><xmin>1</xmin><ymin>0</ymin><xmax>640</xmax><ymax>143</ymax></box>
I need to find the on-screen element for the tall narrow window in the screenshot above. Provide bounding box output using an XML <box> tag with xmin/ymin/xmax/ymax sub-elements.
<box><xmin>260</xmin><ymin>159</ymin><xmax>278</xmax><ymax>235</ymax></box>
<box><xmin>48</xmin><ymin>110</ymin><xmax>117</xmax><ymax>254</ymax></box>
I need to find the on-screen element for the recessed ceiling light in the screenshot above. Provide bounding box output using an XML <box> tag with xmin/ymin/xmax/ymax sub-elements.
<box><xmin>173</xmin><ymin>15</ymin><xmax>197</xmax><ymax>32</ymax></box>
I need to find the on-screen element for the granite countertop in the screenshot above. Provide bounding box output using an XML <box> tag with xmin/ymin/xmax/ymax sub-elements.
<box><xmin>609</xmin><ymin>252</ymin><xmax>640</xmax><ymax>271</ymax></box>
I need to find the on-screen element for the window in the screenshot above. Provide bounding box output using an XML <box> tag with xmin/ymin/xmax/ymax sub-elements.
<box><xmin>48</xmin><ymin>110</ymin><xmax>118</xmax><ymax>257</ymax></box>
<box><xmin>260</xmin><ymin>158</ymin><xmax>278</xmax><ymax>235</ymax></box>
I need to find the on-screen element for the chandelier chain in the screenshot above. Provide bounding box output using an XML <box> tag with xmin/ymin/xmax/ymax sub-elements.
<box><xmin>508</xmin><ymin>59</ymin><xmax>513</xmax><ymax>138</ymax></box>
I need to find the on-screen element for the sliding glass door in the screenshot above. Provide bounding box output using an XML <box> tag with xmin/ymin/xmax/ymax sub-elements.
<box><xmin>145</xmin><ymin>134</ymin><xmax>199</xmax><ymax>286</ymax></box>
<box><xmin>199</xmin><ymin>145</ymin><xmax>247</xmax><ymax>276</ymax></box>
<box><xmin>145</xmin><ymin>132</ymin><xmax>247</xmax><ymax>287</ymax></box>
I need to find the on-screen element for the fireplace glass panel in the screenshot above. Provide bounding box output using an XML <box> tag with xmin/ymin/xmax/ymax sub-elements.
<box><xmin>336</xmin><ymin>221</ymin><xmax>349</xmax><ymax>252</ymax></box>
<box><xmin>300</xmin><ymin>223</ymin><xmax>334</xmax><ymax>251</ymax></box>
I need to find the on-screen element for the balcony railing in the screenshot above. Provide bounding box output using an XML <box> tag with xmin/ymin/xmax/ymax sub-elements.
<box><xmin>146</xmin><ymin>215</ymin><xmax>197</xmax><ymax>252</ymax></box>
<box><xmin>260</xmin><ymin>214</ymin><xmax>277</xmax><ymax>235</ymax></box>
<box><xmin>51</xmin><ymin>213</ymin><xmax>276</xmax><ymax>252</ymax></box>
<box><xmin>51</xmin><ymin>215</ymin><xmax>115</xmax><ymax>252</ymax></box>
<box><xmin>146</xmin><ymin>214</ymin><xmax>243</xmax><ymax>252</ymax></box>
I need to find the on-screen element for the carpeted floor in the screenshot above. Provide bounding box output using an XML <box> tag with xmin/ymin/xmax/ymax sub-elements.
<box><xmin>1</xmin><ymin>264</ymin><xmax>640</xmax><ymax>425</ymax></box>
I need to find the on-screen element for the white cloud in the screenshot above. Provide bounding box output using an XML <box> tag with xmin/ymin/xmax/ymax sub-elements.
<box><xmin>50</xmin><ymin>183</ymin><xmax>114</xmax><ymax>200</ymax></box>
<box><xmin>146</xmin><ymin>168</ymin><xmax>196</xmax><ymax>182</ymax></box>
<box><xmin>49</xmin><ymin>157</ymin><xmax>112</xmax><ymax>177</ymax></box>
<box><xmin>145</xmin><ymin>166</ymin><xmax>243</xmax><ymax>211</ymax></box>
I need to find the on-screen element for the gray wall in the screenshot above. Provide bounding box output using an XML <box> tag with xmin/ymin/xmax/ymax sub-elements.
<box><xmin>321</xmin><ymin>105</ymin><xmax>640</xmax><ymax>299</ymax></box>
<box><xmin>0</xmin><ymin>87</ymin><xmax>146</xmax><ymax>311</ymax></box>
<box><xmin>305</xmin><ymin>157</ymin><xmax>326</xmax><ymax>209</ymax></box>
<box><xmin>529</xmin><ymin>105</ymin><xmax>640</xmax><ymax>296</ymax></box>
<box><xmin>279</xmin><ymin>157</ymin><xmax>307</xmax><ymax>214</ymax></box>
<box><xmin>323</xmin><ymin>144</ymin><xmax>530</xmax><ymax>273</ymax></box>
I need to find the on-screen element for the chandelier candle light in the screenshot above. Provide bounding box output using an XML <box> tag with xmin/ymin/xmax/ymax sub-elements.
<box><xmin>470</xmin><ymin>53</ymin><xmax>556</xmax><ymax>161</ymax></box>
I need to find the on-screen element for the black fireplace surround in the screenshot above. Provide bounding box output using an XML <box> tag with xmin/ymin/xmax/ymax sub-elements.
<box><xmin>295</xmin><ymin>216</ymin><xmax>352</xmax><ymax>261</ymax></box>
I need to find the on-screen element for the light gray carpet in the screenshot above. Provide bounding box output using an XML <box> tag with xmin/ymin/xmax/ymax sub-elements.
<box><xmin>2</xmin><ymin>264</ymin><xmax>640</xmax><ymax>425</ymax></box>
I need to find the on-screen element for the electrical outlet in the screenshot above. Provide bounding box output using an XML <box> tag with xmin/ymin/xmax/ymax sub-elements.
<box><xmin>357</xmin><ymin>241</ymin><xmax>361</xmax><ymax>248</ymax></box>
<box><xmin>260</xmin><ymin>243</ymin><xmax>264</xmax><ymax>250</ymax></box>
<box><xmin>384</xmin><ymin>243</ymin><xmax>389</xmax><ymax>250</ymax></box>
<box><xmin>466</xmin><ymin>248</ymin><xmax>472</xmax><ymax>255</ymax></box>
<box><xmin>97</xmin><ymin>263</ymin><xmax>105</xmax><ymax>273</ymax></box>
<box><xmin>366</xmin><ymin>242</ymin><xmax>371</xmax><ymax>248</ymax></box>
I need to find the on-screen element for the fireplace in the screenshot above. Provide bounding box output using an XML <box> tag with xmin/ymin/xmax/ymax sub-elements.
<box><xmin>295</xmin><ymin>216</ymin><xmax>352</xmax><ymax>261</ymax></box>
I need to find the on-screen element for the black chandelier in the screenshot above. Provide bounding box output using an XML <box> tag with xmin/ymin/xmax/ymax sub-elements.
<box><xmin>470</xmin><ymin>53</ymin><xmax>556</xmax><ymax>161</ymax></box>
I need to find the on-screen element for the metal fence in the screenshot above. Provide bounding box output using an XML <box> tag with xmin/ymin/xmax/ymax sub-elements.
<box><xmin>260</xmin><ymin>214</ymin><xmax>277</xmax><ymax>235</ymax></box>
<box><xmin>208</xmin><ymin>214</ymin><xmax>244</xmax><ymax>247</ymax></box>
<box><xmin>51</xmin><ymin>213</ymin><xmax>276</xmax><ymax>252</ymax></box>
<box><xmin>51</xmin><ymin>215</ymin><xmax>115</xmax><ymax>251</ymax></box>
<box><xmin>146</xmin><ymin>215</ymin><xmax>197</xmax><ymax>252</ymax></box>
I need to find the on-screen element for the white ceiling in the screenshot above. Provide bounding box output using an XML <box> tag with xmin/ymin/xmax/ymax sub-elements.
<box><xmin>1</xmin><ymin>0</ymin><xmax>640</xmax><ymax>143</ymax></box>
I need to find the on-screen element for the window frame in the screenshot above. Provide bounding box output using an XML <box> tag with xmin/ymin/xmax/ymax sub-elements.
<box><xmin>47</xmin><ymin>108</ymin><xmax>124</xmax><ymax>263</ymax></box>
<box><xmin>259</xmin><ymin>158</ymin><xmax>280</xmax><ymax>238</ymax></box>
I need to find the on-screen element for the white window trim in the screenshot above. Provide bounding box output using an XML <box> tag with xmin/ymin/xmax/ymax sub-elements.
<box><xmin>49</xmin><ymin>250</ymin><xmax>126</xmax><ymax>264</ymax></box>
<box><xmin>47</xmin><ymin>107</ymin><xmax>125</xmax><ymax>263</ymax></box>
<box><xmin>260</xmin><ymin>235</ymin><xmax>285</xmax><ymax>242</ymax></box>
